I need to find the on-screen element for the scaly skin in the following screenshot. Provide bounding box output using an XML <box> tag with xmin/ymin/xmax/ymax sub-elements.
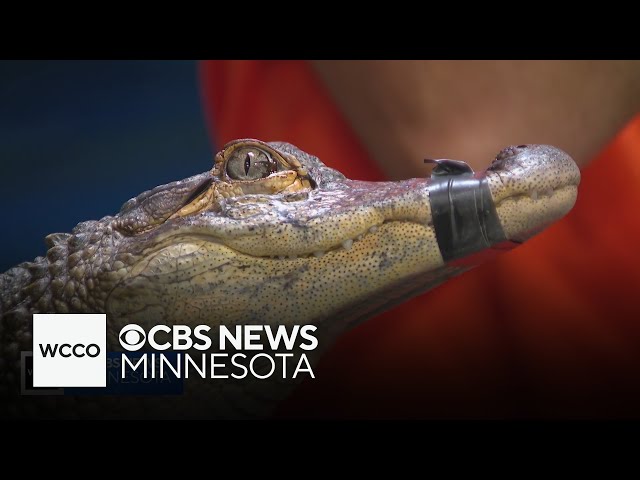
<box><xmin>0</xmin><ymin>141</ymin><xmax>580</xmax><ymax>418</ymax></box>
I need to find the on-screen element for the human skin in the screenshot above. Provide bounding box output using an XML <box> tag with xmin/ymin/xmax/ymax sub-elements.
<box><xmin>311</xmin><ymin>60</ymin><xmax>640</xmax><ymax>178</ymax></box>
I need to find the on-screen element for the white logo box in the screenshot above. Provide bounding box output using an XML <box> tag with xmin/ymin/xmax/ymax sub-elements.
<box><xmin>33</xmin><ymin>314</ymin><xmax>106</xmax><ymax>388</ymax></box>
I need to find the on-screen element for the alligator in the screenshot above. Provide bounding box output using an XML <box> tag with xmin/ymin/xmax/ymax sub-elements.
<box><xmin>0</xmin><ymin>140</ymin><xmax>580</xmax><ymax>418</ymax></box>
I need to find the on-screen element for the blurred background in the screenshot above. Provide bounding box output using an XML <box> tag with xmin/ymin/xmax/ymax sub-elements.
<box><xmin>0</xmin><ymin>60</ymin><xmax>212</xmax><ymax>272</ymax></box>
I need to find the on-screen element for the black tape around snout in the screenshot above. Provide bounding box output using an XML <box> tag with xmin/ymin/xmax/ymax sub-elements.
<box><xmin>426</xmin><ymin>159</ymin><xmax>509</xmax><ymax>263</ymax></box>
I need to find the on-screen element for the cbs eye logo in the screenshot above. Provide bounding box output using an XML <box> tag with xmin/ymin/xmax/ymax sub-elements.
<box><xmin>119</xmin><ymin>324</ymin><xmax>146</xmax><ymax>351</ymax></box>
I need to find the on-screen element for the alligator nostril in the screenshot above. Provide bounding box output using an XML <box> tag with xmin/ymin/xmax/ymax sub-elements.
<box><xmin>491</xmin><ymin>144</ymin><xmax>533</xmax><ymax>168</ymax></box>
<box><xmin>495</xmin><ymin>145</ymin><xmax>519</xmax><ymax>162</ymax></box>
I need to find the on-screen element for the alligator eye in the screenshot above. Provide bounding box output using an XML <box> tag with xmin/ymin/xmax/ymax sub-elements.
<box><xmin>226</xmin><ymin>147</ymin><xmax>277</xmax><ymax>180</ymax></box>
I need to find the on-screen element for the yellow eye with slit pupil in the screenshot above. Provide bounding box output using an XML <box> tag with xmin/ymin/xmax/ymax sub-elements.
<box><xmin>227</xmin><ymin>147</ymin><xmax>277</xmax><ymax>180</ymax></box>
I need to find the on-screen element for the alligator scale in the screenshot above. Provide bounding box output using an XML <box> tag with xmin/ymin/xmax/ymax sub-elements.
<box><xmin>0</xmin><ymin>140</ymin><xmax>580</xmax><ymax>418</ymax></box>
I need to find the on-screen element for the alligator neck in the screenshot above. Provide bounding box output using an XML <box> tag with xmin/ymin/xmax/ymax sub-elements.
<box><xmin>0</xmin><ymin>232</ymin><xmax>75</xmax><ymax>324</ymax></box>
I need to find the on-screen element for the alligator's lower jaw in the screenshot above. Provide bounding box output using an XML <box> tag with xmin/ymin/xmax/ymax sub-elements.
<box><xmin>495</xmin><ymin>184</ymin><xmax>579</xmax><ymax>242</ymax></box>
<box><xmin>106</xmin><ymin>221</ymin><xmax>444</xmax><ymax>336</ymax></box>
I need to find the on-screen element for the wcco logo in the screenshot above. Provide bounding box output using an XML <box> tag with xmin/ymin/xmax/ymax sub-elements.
<box><xmin>33</xmin><ymin>314</ymin><xmax>106</xmax><ymax>388</ymax></box>
<box><xmin>39</xmin><ymin>343</ymin><xmax>101</xmax><ymax>358</ymax></box>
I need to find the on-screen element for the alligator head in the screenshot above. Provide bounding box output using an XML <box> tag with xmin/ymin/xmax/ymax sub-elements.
<box><xmin>0</xmin><ymin>140</ymin><xmax>580</xmax><ymax>418</ymax></box>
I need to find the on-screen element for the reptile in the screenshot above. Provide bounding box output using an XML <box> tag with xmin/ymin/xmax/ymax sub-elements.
<box><xmin>0</xmin><ymin>140</ymin><xmax>580</xmax><ymax>418</ymax></box>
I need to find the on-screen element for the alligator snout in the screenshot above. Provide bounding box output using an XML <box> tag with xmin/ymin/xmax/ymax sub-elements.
<box><xmin>484</xmin><ymin>144</ymin><xmax>581</xmax><ymax>242</ymax></box>
<box><xmin>487</xmin><ymin>144</ymin><xmax>580</xmax><ymax>202</ymax></box>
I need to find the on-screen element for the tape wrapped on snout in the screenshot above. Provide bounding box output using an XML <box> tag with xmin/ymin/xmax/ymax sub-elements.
<box><xmin>426</xmin><ymin>159</ymin><xmax>518</xmax><ymax>264</ymax></box>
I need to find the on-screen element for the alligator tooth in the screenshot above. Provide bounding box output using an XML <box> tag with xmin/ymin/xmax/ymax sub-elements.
<box><xmin>530</xmin><ymin>190</ymin><xmax>538</xmax><ymax>200</ymax></box>
<box><xmin>278</xmin><ymin>256</ymin><xmax>286</xmax><ymax>260</ymax></box>
<box><xmin>545</xmin><ymin>188</ymin><xmax>554</xmax><ymax>197</ymax></box>
<box><xmin>288</xmin><ymin>255</ymin><xmax>298</xmax><ymax>260</ymax></box>
<box><xmin>313</xmin><ymin>251</ymin><xmax>324</xmax><ymax>258</ymax></box>
<box><xmin>369</xmin><ymin>225</ymin><xmax>379</xmax><ymax>233</ymax></box>
<box><xmin>356</xmin><ymin>234</ymin><xmax>363</xmax><ymax>241</ymax></box>
<box><xmin>342</xmin><ymin>239</ymin><xmax>353</xmax><ymax>250</ymax></box>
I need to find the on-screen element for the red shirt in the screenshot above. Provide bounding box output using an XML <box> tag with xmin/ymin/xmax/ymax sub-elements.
<box><xmin>201</xmin><ymin>60</ymin><xmax>640</xmax><ymax>418</ymax></box>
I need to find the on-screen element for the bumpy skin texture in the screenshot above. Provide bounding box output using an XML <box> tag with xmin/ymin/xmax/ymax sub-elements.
<box><xmin>0</xmin><ymin>141</ymin><xmax>580</xmax><ymax>419</ymax></box>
